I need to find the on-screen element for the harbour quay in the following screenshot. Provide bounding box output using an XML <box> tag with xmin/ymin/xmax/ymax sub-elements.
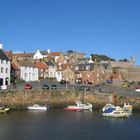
<box><xmin>0</xmin><ymin>88</ymin><xmax>140</xmax><ymax>111</ymax></box>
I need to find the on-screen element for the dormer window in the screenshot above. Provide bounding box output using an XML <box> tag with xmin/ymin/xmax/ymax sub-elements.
<box><xmin>75</xmin><ymin>66</ymin><xmax>79</xmax><ymax>70</ymax></box>
<box><xmin>86</xmin><ymin>66</ymin><xmax>90</xmax><ymax>70</ymax></box>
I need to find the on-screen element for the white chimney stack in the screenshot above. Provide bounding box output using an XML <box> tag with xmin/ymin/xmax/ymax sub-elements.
<box><xmin>47</xmin><ymin>49</ymin><xmax>51</xmax><ymax>54</ymax></box>
<box><xmin>0</xmin><ymin>42</ymin><xmax>3</xmax><ymax>49</ymax></box>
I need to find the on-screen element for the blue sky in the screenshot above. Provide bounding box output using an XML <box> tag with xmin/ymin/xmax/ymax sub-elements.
<box><xmin>0</xmin><ymin>0</ymin><xmax>140</xmax><ymax>65</ymax></box>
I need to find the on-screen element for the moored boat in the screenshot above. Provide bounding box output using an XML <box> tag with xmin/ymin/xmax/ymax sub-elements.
<box><xmin>27</xmin><ymin>104</ymin><xmax>47</xmax><ymax>110</ymax></box>
<box><xmin>123</xmin><ymin>103</ymin><xmax>133</xmax><ymax>113</ymax></box>
<box><xmin>102</xmin><ymin>109</ymin><xmax>130</xmax><ymax>118</ymax></box>
<box><xmin>64</xmin><ymin>101</ymin><xmax>92</xmax><ymax>111</ymax></box>
<box><xmin>64</xmin><ymin>106</ymin><xmax>82</xmax><ymax>111</ymax></box>
<box><xmin>76</xmin><ymin>101</ymin><xmax>92</xmax><ymax>110</ymax></box>
<box><xmin>0</xmin><ymin>107</ymin><xmax>10</xmax><ymax>114</ymax></box>
<box><xmin>102</xmin><ymin>103</ymin><xmax>132</xmax><ymax>118</ymax></box>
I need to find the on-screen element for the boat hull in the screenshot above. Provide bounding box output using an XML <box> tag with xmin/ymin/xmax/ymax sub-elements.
<box><xmin>27</xmin><ymin>107</ymin><xmax>47</xmax><ymax>110</ymax></box>
<box><xmin>0</xmin><ymin>108</ymin><xmax>10</xmax><ymax>114</ymax></box>
<box><xmin>64</xmin><ymin>106</ymin><xmax>82</xmax><ymax>111</ymax></box>
<box><xmin>102</xmin><ymin>112</ymin><xmax>130</xmax><ymax>118</ymax></box>
<box><xmin>27</xmin><ymin>104</ymin><xmax>47</xmax><ymax>110</ymax></box>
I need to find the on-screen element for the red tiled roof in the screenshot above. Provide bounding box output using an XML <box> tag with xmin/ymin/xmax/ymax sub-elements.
<box><xmin>35</xmin><ymin>62</ymin><xmax>48</xmax><ymax>69</ymax></box>
<box><xmin>11</xmin><ymin>63</ymin><xmax>20</xmax><ymax>70</ymax></box>
<box><xmin>50</xmin><ymin>52</ymin><xmax>60</xmax><ymax>56</ymax></box>
<box><xmin>13</xmin><ymin>53</ymin><xmax>33</xmax><ymax>57</ymax></box>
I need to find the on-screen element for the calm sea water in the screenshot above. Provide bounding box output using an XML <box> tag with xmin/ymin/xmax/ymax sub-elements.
<box><xmin>0</xmin><ymin>110</ymin><xmax>140</xmax><ymax>140</ymax></box>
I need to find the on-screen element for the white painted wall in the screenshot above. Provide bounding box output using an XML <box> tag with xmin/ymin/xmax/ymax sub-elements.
<box><xmin>33</xmin><ymin>50</ymin><xmax>43</xmax><ymax>60</ymax></box>
<box><xmin>56</xmin><ymin>71</ymin><xmax>62</xmax><ymax>82</ymax></box>
<box><xmin>48</xmin><ymin>66</ymin><xmax>56</xmax><ymax>78</ymax></box>
<box><xmin>20</xmin><ymin>66</ymin><xmax>39</xmax><ymax>82</ymax></box>
<box><xmin>0</xmin><ymin>60</ymin><xmax>10</xmax><ymax>89</ymax></box>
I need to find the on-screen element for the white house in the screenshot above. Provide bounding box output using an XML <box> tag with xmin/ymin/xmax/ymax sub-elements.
<box><xmin>0</xmin><ymin>43</ymin><xmax>10</xmax><ymax>89</ymax></box>
<box><xmin>46</xmin><ymin>61</ymin><xmax>57</xmax><ymax>78</ymax></box>
<box><xmin>56</xmin><ymin>70</ymin><xmax>62</xmax><ymax>82</ymax></box>
<box><xmin>33</xmin><ymin>50</ymin><xmax>44</xmax><ymax>60</ymax></box>
<box><xmin>18</xmin><ymin>61</ymin><xmax>39</xmax><ymax>82</ymax></box>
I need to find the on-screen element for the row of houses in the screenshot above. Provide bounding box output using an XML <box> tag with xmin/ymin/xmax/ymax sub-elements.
<box><xmin>0</xmin><ymin>42</ymin><xmax>140</xmax><ymax>89</ymax></box>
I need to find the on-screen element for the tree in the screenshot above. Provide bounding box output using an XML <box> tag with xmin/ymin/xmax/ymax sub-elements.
<box><xmin>119</xmin><ymin>58</ymin><xmax>128</xmax><ymax>62</ymax></box>
<box><xmin>90</xmin><ymin>54</ymin><xmax>115</xmax><ymax>62</ymax></box>
<box><xmin>67</xmin><ymin>50</ymin><xmax>74</xmax><ymax>53</ymax></box>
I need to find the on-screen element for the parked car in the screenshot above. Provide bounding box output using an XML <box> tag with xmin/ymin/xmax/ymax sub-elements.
<box><xmin>77</xmin><ymin>86</ymin><xmax>90</xmax><ymax>91</ymax></box>
<box><xmin>42</xmin><ymin>84</ymin><xmax>49</xmax><ymax>90</ymax></box>
<box><xmin>135</xmin><ymin>85</ymin><xmax>140</xmax><ymax>89</ymax></box>
<box><xmin>60</xmin><ymin>80</ymin><xmax>66</xmax><ymax>84</ymax></box>
<box><xmin>51</xmin><ymin>84</ymin><xmax>57</xmax><ymax>90</ymax></box>
<box><xmin>24</xmin><ymin>83</ymin><xmax>32</xmax><ymax>89</ymax></box>
<box><xmin>122</xmin><ymin>83</ymin><xmax>130</xmax><ymax>88</ymax></box>
<box><xmin>106</xmin><ymin>79</ymin><xmax>113</xmax><ymax>84</ymax></box>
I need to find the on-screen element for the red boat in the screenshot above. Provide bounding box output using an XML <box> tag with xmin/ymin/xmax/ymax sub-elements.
<box><xmin>64</xmin><ymin>106</ymin><xmax>82</xmax><ymax>111</ymax></box>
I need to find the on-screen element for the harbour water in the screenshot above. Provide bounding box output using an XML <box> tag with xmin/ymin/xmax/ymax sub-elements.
<box><xmin>0</xmin><ymin>110</ymin><xmax>140</xmax><ymax>140</ymax></box>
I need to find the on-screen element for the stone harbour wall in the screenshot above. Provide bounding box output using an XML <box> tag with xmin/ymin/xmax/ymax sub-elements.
<box><xmin>0</xmin><ymin>89</ymin><xmax>140</xmax><ymax>111</ymax></box>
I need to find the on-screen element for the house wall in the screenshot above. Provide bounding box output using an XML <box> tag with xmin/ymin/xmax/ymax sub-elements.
<box><xmin>56</xmin><ymin>71</ymin><xmax>62</xmax><ymax>82</ymax></box>
<box><xmin>0</xmin><ymin>59</ymin><xmax>10</xmax><ymax>89</ymax></box>
<box><xmin>20</xmin><ymin>66</ymin><xmax>39</xmax><ymax>82</ymax></box>
<box><xmin>33</xmin><ymin>50</ymin><xmax>44</xmax><ymax>60</ymax></box>
<box><xmin>39</xmin><ymin>69</ymin><xmax>48</xmax><ymax>79</ymax></box>
<box><xmin>62</xmin><ymin>67</ymin><xmax>75</xmax><ymax>84</ymax></box>
<box><xmin>48</xmin><ymin>66</ymin><xmax>56</xmax><ymax>78</ymax></box>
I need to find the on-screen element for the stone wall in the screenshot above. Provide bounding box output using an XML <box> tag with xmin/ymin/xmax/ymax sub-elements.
<box><xmin>0</xmin><ymin>89</ymin><xmax>140</xmax><ymax>110</ymax></box>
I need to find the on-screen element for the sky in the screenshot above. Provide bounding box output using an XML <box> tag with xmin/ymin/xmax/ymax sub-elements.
<box><xmin>0</xmin><ymin>0</ymin><xmax>140</xmax><ymax>65</ymax></box>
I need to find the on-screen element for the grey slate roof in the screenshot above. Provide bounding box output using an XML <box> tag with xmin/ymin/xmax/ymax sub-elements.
<box><xmin>75</xmin><ymin>63</ymin><xmax>94</xmax><ymax>71</ymax></box>
<box><xmin>46</xmin><ymin>61</ymin><xmax>55</xmax><ymax>67</ymax></box>
<box><xmin>18</xmin><ymin>61</ymin><xmax>36</xmax><ymax>67</ymax></box>
<box><xmin>75</xmin><ymin>62</ymin><xmax>110</xmax><ymax>71</ymax></box>
<box><xmin>0</xmin><ymin>49</ymin><xmax>9</xmax><ymax>61</ymax></box>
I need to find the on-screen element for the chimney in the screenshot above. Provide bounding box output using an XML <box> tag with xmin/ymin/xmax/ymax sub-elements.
<box><xmin>0</xmin><ymin>42</ymin><xmax>3</xmax><ymax>49</ymax></box>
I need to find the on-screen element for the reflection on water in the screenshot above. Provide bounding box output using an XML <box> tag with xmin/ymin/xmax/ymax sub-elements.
<box><xmin>0</xmin><ymin>110</ymin><xmax>140</xmax><ymax>140</ymax></box>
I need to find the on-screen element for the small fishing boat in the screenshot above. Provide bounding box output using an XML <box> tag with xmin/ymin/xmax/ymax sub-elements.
<box><xmin>27</xmin><ymin>104</ymin><xmax>47</xmax><ymax>110</ymax></box>
<box><xmin>0</xmin><ymin>107</ymin><xmax>10</xmax><ymax>114</ymax></box>
<box><xmin>102</xmin><ymin>108</ymin><xmax>129</xmax><ymax>118</ymax></box>
<box><xmin>102</xmin><ymin>103</ymin><xmax>132</xmax><ymax>118</ymax></box>
<box><xmin>123</xmin><ymin>103</ymin><xmax>133</xmax><ymax>113</ymax></box>
<box><xmin>64</xmin><ymin>106</ymin><xmax>82</xmax><ymax>111</ymax></box>
<box><xmin>64</xmin><ymin>101</ymin><xmax>92</xmax><ymax>111</ymax></box>
<box><xmin>102</xmin><ymin>104</ymin><xmax>115</xmax><ymax>112</ymax></box>
<box><xmin>76</xmin><ymin>101</ymin><xmax>92</xmax><ymax>110</ymax></box>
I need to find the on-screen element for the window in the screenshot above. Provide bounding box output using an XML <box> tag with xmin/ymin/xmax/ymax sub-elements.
<box><xmin>25</xmin><ymin>73</ymin><xmax>27</xmax><ymax>77</ymax></box>
<box><xmin>86</xmin><ymin>66</ymin><xmax>90</xmax><ymax>70</ymax></box>
<box><xmin>1</xmin><ymin>67</ymin><xmax>3</xmax><ymax>73</ymax></box>
<box><xmin>75</xmin><ymin>66</ymin><xmax>79</xmax><ymax>70</ymax></box>
<box><xmin>6</xmin><ymin>68</ymin><xmax>8</xmax><ymax>73</ymax></box>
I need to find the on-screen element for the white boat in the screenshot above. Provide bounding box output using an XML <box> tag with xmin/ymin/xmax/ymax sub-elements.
<box><xmin>64</xmin><ymin>101</ymin><xmax>92</xmax><ymax>111</ymax></box>
<box><xmin>102</xmin><ymin>104</ymin><xmax>115</xmax><ymax>112</ymax></box>
<box><xmin>102</xmin><ymin>109</ymin><xmax>130</xmax><ymax>118</ymax></box>
<box><xmin>102</xmin><ymin>103</ymin><xmax>132</xmax><ymax>118</ymax></box>
<box><xmin>27</xmin><ymin>104</ymin><xmax>47</xmax><ymax>110</ymax></box>
<box><xmin>123</xmin><ymin>103</ymin><xmax>133</xmax><ymax>113</ymax></box>
<box><xmin>135</xmin><ymin>89</ymin><xmax>140</xmax><ymax>92</ymax></box>
<box><xmin>0</xmin><ymin>107</ymin><xmax>10</xmax><ymax>114</ymax></box>
<box><xmin>76</xmin><ymin>101</ymin><xmax>92</xmax><ymax>110</ymax></box>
